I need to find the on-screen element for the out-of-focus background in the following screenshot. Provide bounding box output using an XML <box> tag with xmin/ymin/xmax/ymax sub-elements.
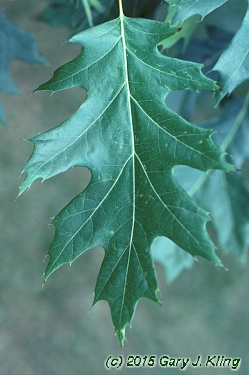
<box><xmin>0</xmin><ymin>1</ymin><xmax>249</xmax><ymax>374</ymax></box>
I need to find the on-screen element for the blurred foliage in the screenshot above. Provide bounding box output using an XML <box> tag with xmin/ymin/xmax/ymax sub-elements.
<box><xmin>0</xmin><ymin>10</ymin><xmax>47</xmax><ymax>125</ymax></box>
<box><xmin>38</xmin><ymin>0</ymin><xmax>162</xmax><ymax>34</ymax></box>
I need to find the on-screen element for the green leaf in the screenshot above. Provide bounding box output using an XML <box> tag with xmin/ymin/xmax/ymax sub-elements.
<box><xmin>172</xmin><ymin>0</ymin><xmax>228</xmax><ymax>22</ymax></box>
<box><xmin>20</xmin><ymin>8</ymin><xmax>233</xmax><ymax>345</ymax></box>
<box><xmin>213</xmin><ymin>0</ymin><xmax>249</xmax><ymax>104</ymax></box>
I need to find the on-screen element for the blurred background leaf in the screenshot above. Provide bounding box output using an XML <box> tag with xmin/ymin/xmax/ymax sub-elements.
<box><xmin>0</xmin><ymin>10</ymin><xmax>48</xmax><ymax>125</ymax></box>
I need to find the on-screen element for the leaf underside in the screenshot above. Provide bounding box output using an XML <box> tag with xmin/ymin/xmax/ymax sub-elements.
<box><xmin>20</xmin><ymin>13</ymin><xmax>233</xmax><ymax>344</ymax></box>
<box><xmin>172</xmin><ymin>0</ymin><xmax>228</xmax><ymax>22</ymax></box>
<box><xmin>213</xmin><ymin>0</ymin><xmax>249</xmax><ymax>104</ymax></box>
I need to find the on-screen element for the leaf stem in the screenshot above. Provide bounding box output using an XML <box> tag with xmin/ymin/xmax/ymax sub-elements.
<box><xmin>81</xmin><ymin>0</ymin><xmax>93</xmax><ymax>27</ymax></box>
<box><xmin>118</xmin><ymin>0</ymin><xmax>123</xmax><ymax>16</ymax></box>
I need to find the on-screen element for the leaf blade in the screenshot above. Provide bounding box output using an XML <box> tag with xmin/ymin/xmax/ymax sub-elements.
<box><xmin>20</xmin><ymin>14</ymin><xmax>233</xmax><ymax>344</ymax></box>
